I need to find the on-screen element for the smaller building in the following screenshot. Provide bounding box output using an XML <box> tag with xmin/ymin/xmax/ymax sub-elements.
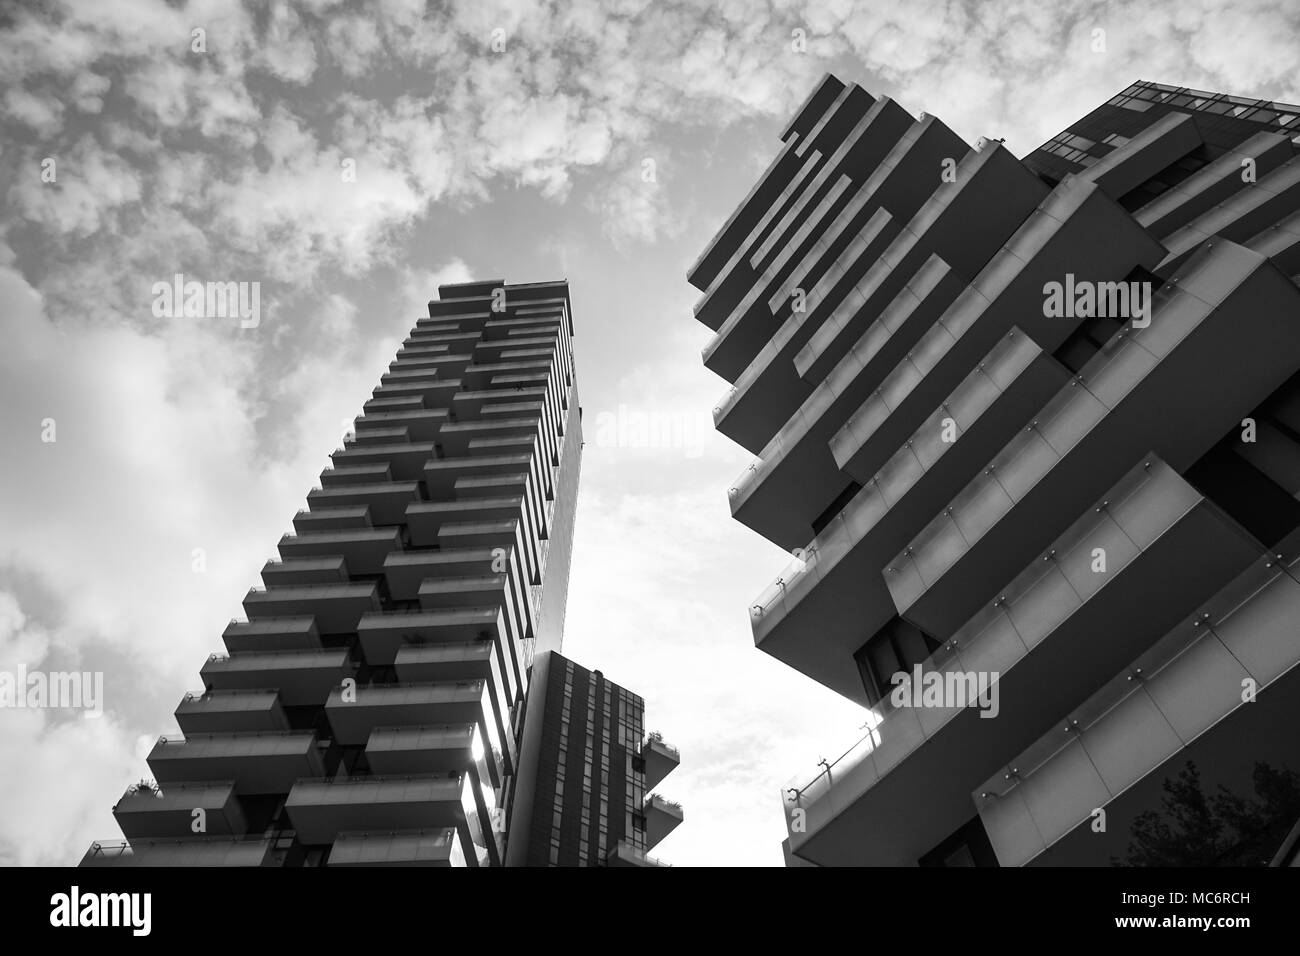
<box><xmin>515</xmin><ymin>651</ymin><xmax>682</xmax><ymax>866</ymax></box>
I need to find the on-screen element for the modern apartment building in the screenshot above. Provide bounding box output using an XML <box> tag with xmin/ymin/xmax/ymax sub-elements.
<box><xmin>689</xmin><ymin>74</ymin><xmax>1300</xmax><ymax>866</ymax></box>
<box><xmin>80</xmin><ymin>278</ymin><xmax>600</xmax><ymax>867</ymax></box>
<box><xmin>514</xmin><ymin>651</ymin><xmax>682</xmax><ymax>867</ymax></box>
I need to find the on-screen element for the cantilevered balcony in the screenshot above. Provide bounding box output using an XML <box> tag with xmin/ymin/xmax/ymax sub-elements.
<box><xmin>394</xmin><ymin>641</ymin><xmax>520</xmax><ymax>733</ymax></box>
<box><xmin>260</xmin><ymin>557</ymin><xmax>348</xmax><ymax>588</ymax></box>
<box><xmin>782</xmin><ymin>457</ymin><xmax>1262</xmax><ymax>866</ymax></box>
<box><xmin>285</xmin><ymin>773</ymin><xmax>492</xmax><ymax>867</ymax></box>
<box><xmin>364</xmin><ymin>724</ymin><xmax>479</xmax><ymax>776</ymax></box>
<box><xmin>644</xmin><ymin>794</ymin><xmax>684</xmax><ymax>848</ymax></box>
<box><xmin>885</xmin><ymin>239</ymin><xmax>1300</xmax><ymax>638</ymax></box>
<box><xmin>382</xmin><ymin>547</ymin><xmax>502</xmax><ymax>601</ymax></box>
<box><xmin>750</xmin><ymin>330</ymin><xmax>1068</xmax><ymax>701</ymax></box>
<box><xmin>712</xmin><ymin>205</ymin><xmax>902</xmax><ymax>452</ymax></box>
<box><xmin>330</xmin><ymin>440</ymin><xmax>438</xmax><ymax>482</ymax></box>
<box><xmin>80</xmin><ymin>836</ymin><xmax>284</xmax><ymax>867</ymax></box>
<box><xmin>291</xmin><ymin>505</ymin><xmax>371</xmax><ymax>533</ymax></box>
<box><xmin>278</xmin><ymin>527</ymin><xmax>401</xmax><ymax>576</ymax></box>
<box><xmin>174</xmin><ymin>689</ymin><xmax>289</xmax><ymax>735</ymax></box>
<box><xmin>794</xmin><ymin>139</ymin><xmax>1052</xmax><ymax>389</ymax></box>
<box><xmin>242</xmin><ymin>583</ymin><xmax>379</xmax><ymax>634</ymax></box>
<box><xmin>688</xmin><ymin>72</ymin><xmax>849</xmax><ymax>297</ymax></box>
<box><xmin>222</xmin><ymin>616</ymin><xmax>320</xmax><ymax>653</ymax></box>
<box><xmin>829</xmin><ymin>176</ymin><xmax>1167</xmax><ymax>486</ymax></box>
<box><xmin>148</xmin><ymin>731</ymin><xmax>325</xmax><ymax>794</ymax></box>
<box><xmin>327</xmin><ymin>828</ymin><xmax>465</xmax><ymax>866</ymax></box>
<box><xmin>406</xmin><ymin>497</ymin><xmax>526</xmax><ymax>546</ymax></box>
<box><xmin>357</xmin><ymin>606</ymin><xmax>508</xmax><ymax>667</ymax></box>
<box><xmin>1134</xmin><ymin>130</ymin><xmax>1295</xmax><ymax>238</ymax></box>
<box><xmin>1076</xmin><ymin>110</ymin><xmax>1204</xmax><ymax>199</ymax></box>
<box><xmin>728</xmin><ymin>256</ymin><xmax>966</xmax><ymax>548</ymax></box>
<box><xmin>700</xmin><ymin>104</ymin><xmax>901</xmax><ymax>365</ymax></box>
<box><xmin>200</xmin><ymin>648</ymin><xmax>353</xmax><ymax>706</ymax></box>
<box><xmin>112</xmin><ymin>780</ymin><xmax>245</xmax><ymax>840</ymax></box>
<box><xmin>639</xmin><ymin>732</ymin><xmax>681</xmax><ymax>790</ymax></box>
<box><xmin>976</xmin><ymin>552</ymin><xmax>1300</xmax><ymax>866</ymax></box>
<box><xmin>606</xmin><ymin>839</ymin><xmax>670</xmax><ymax>868</ymax></box>
<box><xmin>319</xmin><ymin>463</ymin><xmax>391</xmax><ymax>488</ymax></box>
<box><xmin>1156</xmin><ymin>155</ymin><xmax>1300</xmax><ymax>274</ymax></box>
<box><xmin>370</xmin><ymin>378</ymin><xmax>460</xmax><ymax>408</ymax></box>
<box><xmin>306</xmin><ymin>482</ymin><xmax>422</xmax><ymax>527</ymax></box>
<box><xmin>354</xmin><ymin>409</ymin><xmax>448</xmax><ymax>443</ymax></box>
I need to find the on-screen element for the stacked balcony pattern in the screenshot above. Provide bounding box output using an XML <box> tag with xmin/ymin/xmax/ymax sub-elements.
<box><xmin>690</xmin><ymin>74</ymin><xmax>1300</xmax><ymax>866</ymax></box>
<box><xmin>82</xmin><ymin>279</ymin><xmax>582</xmax><ymax>867</ymax></box>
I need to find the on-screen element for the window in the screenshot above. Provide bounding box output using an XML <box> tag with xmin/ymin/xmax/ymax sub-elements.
<box><xmin>853</xmin><ymin>616</ymin><xmax>942</xmax><ymax>705</ymax></box>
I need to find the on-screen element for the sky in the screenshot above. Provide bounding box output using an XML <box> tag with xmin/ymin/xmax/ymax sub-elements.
<box><xmin>2</xmin><ymin>0</ymin><xmax>1300</xmax><ymax>867</ymax></box>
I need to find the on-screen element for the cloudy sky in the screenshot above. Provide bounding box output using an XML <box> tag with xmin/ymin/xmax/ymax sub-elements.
<box><xmin>2</xmin><ymin>0</ymin><xmax>1299</xmax><ymax>867</ymax></box>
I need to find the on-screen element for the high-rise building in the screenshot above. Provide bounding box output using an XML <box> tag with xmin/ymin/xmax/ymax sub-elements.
<box><xmin>689</xmin><ymin>74</ymin><xmax>1300</xmax><ymax>866</ymax></box>
<box><xmin>81</xmin><ymin>278</ymin><xmax>597</xmax><ymax>867</ymax></box>
<box><xmin>513</xmin><ymin>651</ymin><xmax>681</xmax><ymax>867</ymax></box>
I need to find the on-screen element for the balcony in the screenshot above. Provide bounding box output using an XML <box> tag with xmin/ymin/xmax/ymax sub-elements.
<box><xmin>112</xmin><ymin>780</ymin><xmax>245</xmax><ymax>840</ymax></box>
<box><xmin>80</xmin><ymin>836</ymin><xmax>284</xmax><ymax>867</ymax></box>
<box><xmin>327</xmin><ymin>828</ymin><xmax>466</xmax><ymax>867</ymax></box>
<box><xmin>728</xmin><ymin>254</ymin><xmax>969</xmax><ymax>549</ymax></box>
<box><xmin>713</xmin><ymin>205</ymin><xmax>902</xmax><ymax>453</ymax></box>
<box><xmin>884</xmin><ymin>239</ymin><xmax>1300</xmax><ymax>639</ymax></box>
<box><xmin>242</xmin><ymin>583</ymin><xmax>379</xmax><ymax>634</ymax></box>
<box><xmin>639</xmin><ymin>732</ymin><xmax>681</xmax><ymax>790</ymax></box>
<box><xmin>222</xmin><ymin>616</ymin><xmax>320</xmax><ymax>653</ymax></box>
<box><xmin>401</xmin><ymin>633</ymin><xmax>518</xmax><ymax>711</ymax></box>
<box><xmin>749</xmin><ymin>330</ymin><xmax>1069</xmax><ymax>700</ymax></box>
<box><xmin>330</xmin><ymin>440</ymin><xmax>438</xmax><ymax>482</ymax></box>
<box><xmin>364</xmin><ymin>724</ymin><xmax>478</xmax><ymax>776</ymax></box>
<box><xmin>306</xmin><ymin>482</ymin><xmax>422</xmax><ymax>527</ymax></box>
<box><xmin>354</xmin><ymin>408</ymin><xmax>448</xmax><ymax>442</ymax></box>
<box><xmin>291</xmin><ymin>505</ymin><xmax>370</xmax><ymax>533</ymax></box>
<box><xmin>382</xmin><ymin>548</ymin><xmax>501</xmax><ymax>601</ymax></box>
<box><xmin>704</xmin><ymin>98</ymin><xmax>929</xmax><ymax>388</ymax></box>
<box><xmin>1078</xmin><ymin>110</ymin><xmax>1204</xmax><ymax>199</ymax></box>
<box><xmin>423</xmin><ymin>454</ymin><xmax>532</xmax><ymax>498</ymax></box>
<box><xmin>370</xmin><ymin>378</ymin><xmax>461</xmax><ymax>408</ymax></box>
<box><xmin>781</xmin><ymin>457</ymin><xmax>1262</xmax><ymax>866</ymax></box>
<box><xmin>1156</xmin><ymin>155</ymin><xmax>1300</xmax><ymax>274</ymax></box>
<box><xmin>643</xmin><ymin>794</ymin><xmax>684</xmax><ymax>848</ymax></box>
<box><xmin>977</xmin><ymin>551</ymin><xmax>1300</xmax><ymax>865</ymax></box>
<box><xmin>357</xmin><ymin>606</ymin><xmax>507</xmax><ymax>666</ymax></box>
<box><xmin>688</xmin><ymin>73</ymin><xmax>848</xmax><ymax>295</ymax></box>
<box><xmin>200</xmin><ymin>648</ymin><xmax>353</xmax><ymax>706</ymax></box>
<box><xmin>278</xmin><ymin>527</ymin><xmax>401</xmax><ymax>576</ymax></box>
<box><xmin>147</xmin><ymin>731</ymin><xmax>324</xmax><ymax>794</ymax></box>
<box><xmin>440</xmin><ymin>419</ymin><xmax>542</xmax><ymax>458</ymax></box>
<box><xmin>260</xmin><ymin>557</ymin><xmax>348</xmax><ymax>588</ymax></box>
<box><xmin>285</xmin><ymin>774</ymin><xmax>467</xmax><ymax>848</ymax></box>
<box><xmin>829</xmin><ymin>177</ymin><xmax>1166</xmax><ymax>486</ymax></box>
<box><xmin>794</xmin><ymin>139</ymin><xmax>1052</xmax><ymax>389</ymax></box>
<box><xmin>319</xmin><ymin>463</ymin><xmax>391</xmax><ymax>488</ymax></box>
<box><xmin>1135</xmin><ymin>130</ymin><xmax>1295</xmax><ymax>237</ymax></box>
<box><xmin>606</xmin><ymin>839</ymin><xmax>670</xmax><ymax>868</ymax></box>
<box><xmin>174</xmin><ymin>689</ymin><xmax>288</xmax><ymax>735</ymax></box>
<box><xmin>406</xmin><ymin>497</ymin><xmax>525</xmax><ymax>546</ymax></box>
<box><xmin>452</xmin><ymin>386</ymin><xmax>548</xmax><ymax>420</ymax></box>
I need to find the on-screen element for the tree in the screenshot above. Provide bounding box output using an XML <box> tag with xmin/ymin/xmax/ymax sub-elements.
<box><xmin>1116</xmin><ymin>760</ymin><xmax>1300</xmax><ymax>866</ymax></box>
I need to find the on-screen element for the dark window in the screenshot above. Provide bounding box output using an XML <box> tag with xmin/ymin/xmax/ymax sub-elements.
<box><xmin>853</xmin><ymin>616</ymin><xmax>942</xmax><ymax>705</ymax></box>
<box><xmin>811</xmin><ymin>480</ymin><xmax>863</xmax><ymax>536</ymax></box>
<box><xmin>919</xmin><ymin>816</ymin><xmax>1000</xmax><ymax>867</ymax></box>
